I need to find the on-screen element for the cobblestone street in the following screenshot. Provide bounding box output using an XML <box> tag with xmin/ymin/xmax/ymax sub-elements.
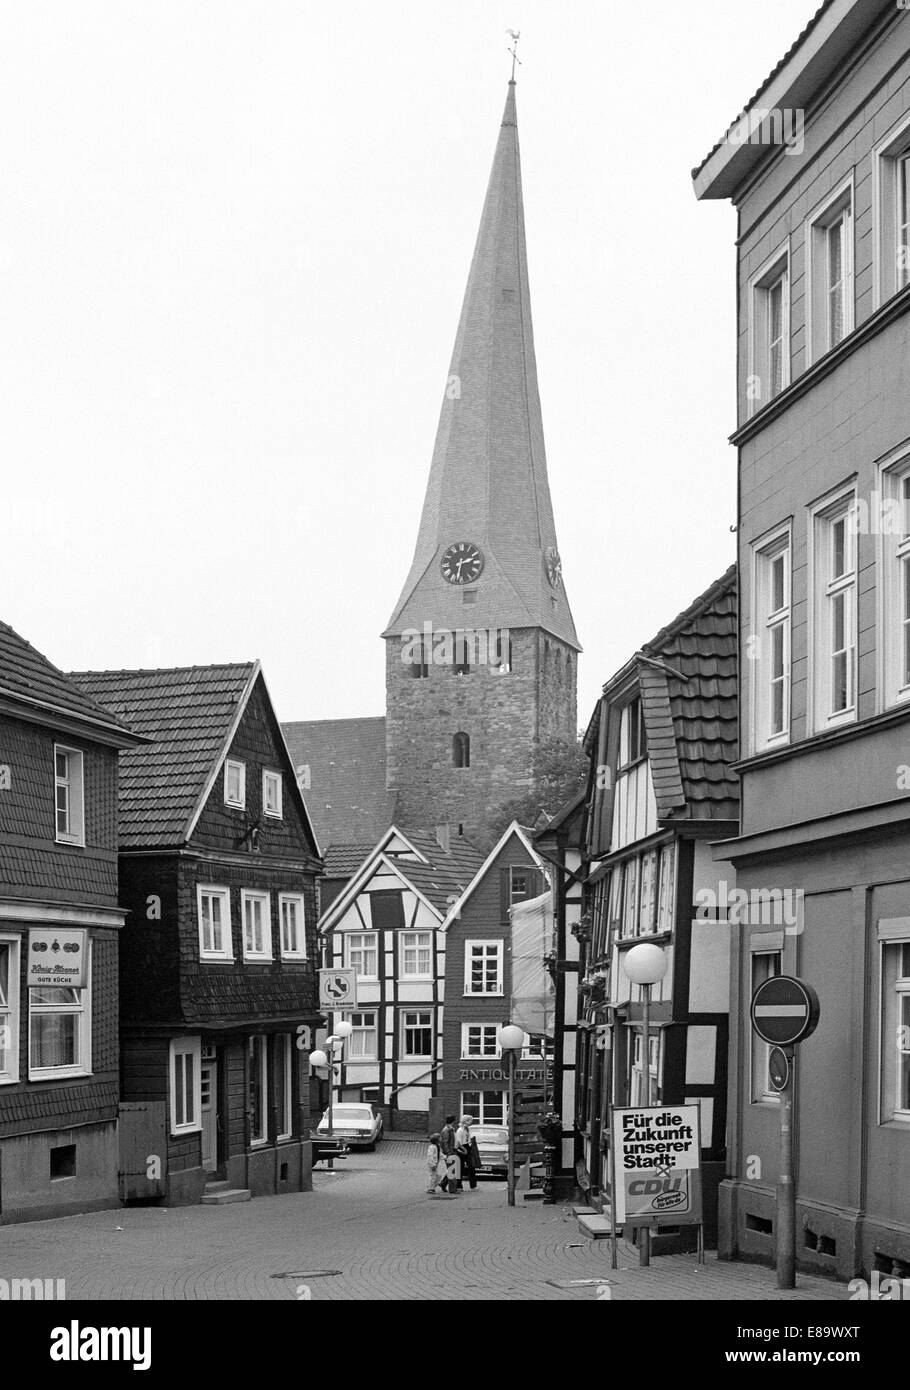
<box><xmin>1</xmin><ymin>1141</ymin><xmax>848</xmax><ymax>1301</ymax></box>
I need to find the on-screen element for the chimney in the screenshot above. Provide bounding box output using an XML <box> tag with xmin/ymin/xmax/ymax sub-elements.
<box><xmin>435</xmin><ymin>823</ymin><xmax>450</xmax><ymax>852</ymax></box>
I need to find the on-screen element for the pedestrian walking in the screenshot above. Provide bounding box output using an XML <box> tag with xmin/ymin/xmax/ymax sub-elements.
<box><xmin>440</xmin><ymin>1114</ymin><xmax>461</xmax><ymax>1192</ymax></box>
<box><xmin>426</xmin><ymin>1132</ymin><xmax>450</xmax><ymax>1195</ymax></box>
<box><xmin>456</xmin><ymin>1114</ymin><xmax>478</xmax><ymax>1190</ymax></box>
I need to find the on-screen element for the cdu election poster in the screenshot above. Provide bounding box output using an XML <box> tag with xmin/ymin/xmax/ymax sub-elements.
<box><xmin>612</xmin><ymin>1103</ymin><xmax>703</xmax><ymax>1225</ymax></box>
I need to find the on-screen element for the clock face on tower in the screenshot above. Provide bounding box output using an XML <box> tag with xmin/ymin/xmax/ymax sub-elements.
<box><xmin>544</xmin><ymin>546</ymin><xmax>562</xmax><ymax>589</ymax></box>
<box><xmin>441</xmin><ymin>541</ymin><xmax>484</xmax><ymax>585</ymax></box>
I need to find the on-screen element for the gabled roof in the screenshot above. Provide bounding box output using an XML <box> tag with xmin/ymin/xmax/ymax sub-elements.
<box><xmin>693</xmin><ymin>0</ymin><xmax>894</xmax><ymax>200</ymax></box>
<box><xmin>70</xmin><ymin>663</ymin><xmax>319</xmax><ymax>852</ymax></box>
<box><xmin>382</xmin><ymin>82</ymin><xmax>579</xmax><ymax>651</ymax></box>
<box><xmin>0</xmin><ymin>620</ymin><xmax>140</xmax><ymax>745</ymax></box>
<box><xmin>440</xmin><ymin>821</ymin><xmax>545</xmax><ymax>930</ymax></box>
<box><xmin>319</xmin><ymin>824</ymin><xmax>485</xmax><ymax>931</ymax></box>
<box><xmin>280</xmin><ymin>716</ymin><xmax>396</xmax><ymax>849</ymax></box>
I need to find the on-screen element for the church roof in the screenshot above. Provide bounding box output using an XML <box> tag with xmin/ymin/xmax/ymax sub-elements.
<box><xmin>281</xmin><ymin>716</ymin><xmax>396</xmax><ymax>850</ymax></box>
<box><xmin>383</xmin><ymin>81</ymin><xmax>579</xmax><ymax>651</ymax></box>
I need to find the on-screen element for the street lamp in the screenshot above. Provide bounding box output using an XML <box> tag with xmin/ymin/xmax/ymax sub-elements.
<box><xmin>621</xmin><ymin>942</ymin><xmax>668</xmax><ymax>1268</ymax></box>
<box><xmin>497</xmin><ymin>1023</ymin><xmax>525</xmax><ymax>1207</ymax></box>
<box><xmin>311</xmin><ymin>1020</ymin><xmax>354</xmax><ymax>1139</ymax></box>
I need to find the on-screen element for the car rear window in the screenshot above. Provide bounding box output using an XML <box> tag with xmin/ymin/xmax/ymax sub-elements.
<box><xmin>332</xmin><ymin>1107</ymin><xmax>372</xmax><ymax>1125</ymax></box>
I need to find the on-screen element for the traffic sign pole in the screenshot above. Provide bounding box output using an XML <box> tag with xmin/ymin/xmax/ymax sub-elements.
<box><xmin>777</xmin><ymin>1045</ymin><xmax>796</xmax><ymax>1290</ymax></box>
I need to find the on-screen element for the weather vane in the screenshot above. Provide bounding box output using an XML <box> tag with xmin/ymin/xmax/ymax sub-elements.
<box><xmin>506</xmin><ymin>29</ymin><xmax>521</xmax><ymax>81</ymax></box>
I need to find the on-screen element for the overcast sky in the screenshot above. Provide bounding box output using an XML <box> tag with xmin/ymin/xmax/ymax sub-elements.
<box><xmin>0</xmin><ymin>0</ymin><xmax>821</xmax><ymax>725</ymax></box>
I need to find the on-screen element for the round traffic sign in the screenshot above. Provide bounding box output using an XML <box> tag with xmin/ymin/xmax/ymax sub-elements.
<box><xmin>750</xmin><ymin>975</ymin><xmax>820</xmax><ymax>1046</ymax></box>
<box><xmin>768</xmin><ymin>1045</ymin><xmax>790</xmax><ymax>1091</ymax></box>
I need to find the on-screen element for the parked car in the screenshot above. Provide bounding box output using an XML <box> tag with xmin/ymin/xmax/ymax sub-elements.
<box><xmin>472</xmin><ymin>1124</ymin><xmax>509</xmax><ymax>1177</ymax></box>
<box><xmin>316</xmin><ymin>1103</ymin><xmax>383</xmax><ymax>1150</ymax></box>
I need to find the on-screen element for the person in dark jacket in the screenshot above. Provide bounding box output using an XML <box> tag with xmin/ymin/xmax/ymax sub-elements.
<box><xmin>440</xmin><ymin>1114</ymin><xmax>461</xmax><ymax>1192</ymax></box>
<box><xmin>456</xmin><ymin>1115</ymin><xmax>478</xmax><ymax>1190</ymax></box>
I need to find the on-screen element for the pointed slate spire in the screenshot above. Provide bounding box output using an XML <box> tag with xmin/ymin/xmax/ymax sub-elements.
<box><xmin>383</xmin><ymin>82</ymin><xmax>580</xmax><ymax>650</ymax></box>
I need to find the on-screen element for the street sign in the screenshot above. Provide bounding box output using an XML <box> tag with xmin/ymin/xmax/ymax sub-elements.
<box><xmin>27</xmin><ymin>928</ymin><xmax>87</xmax><ymax>988</ymax></box>
<box><xmin>768</xmin><ymin>1045</ymin><xmax>790</xmax><ymax>1092</ymax></box>
<box><xmin>318</xmin><ymin>968</ymin><xmax>357</xmax><ymax>1009</ymax></box>
<box><xmin>750</xmin><ymin>974</ymin><xmax>820</xmax><ymax>1046</ymax></box>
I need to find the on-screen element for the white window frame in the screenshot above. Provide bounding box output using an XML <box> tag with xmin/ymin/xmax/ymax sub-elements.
<box><xmin>262</xmin><ymin>770</ymin><xmax>283</xmax><ymax>819</ymax></box>
<box><xmin>464</xmin><ymin>939</ymin><xmax>504</xmax><ymax>996</ymax></box>
<box><xmin>0</xmin><ymin>935</ymin><xmax>21</xmax><ymax>1083</ymax></box>
<box><xmin>805</xmin><ymin>178</ymin><xmax>854</xmax><ymax>364</ymax></box>
<box><xmin>618</xmin><ymin>696</ymin><xmax>645</xmax><ymax>768</ymax></box>
<box><xmin>344</xmin><ymin>932</ymin><xmax>378</xmax><ymax>981</ymax></box>
<box><xmin>873</xmin><ymin>112</ymin><xmax>910</xmax><ymax>307</ymax></box>
<box><xmin>28</xmin><ymin>941</ymin><xmax>92</xmax><ymax>1081</ymax></box>
<box><xmin>249</xmin><ymin>1034</ymin><xmax>268</xmax><ymax>1146</ymax></box>
<box><xmin>750</xmin><ymin>949</ymin><xmax>782</xmax><ymax>1104</ymax></box>
<box><xmin>241</xmin><ymin>890</ymin><xmax>273</xmax><ymax>961</ymax></box>
<box><xmin>751</xmin><ymin>522</ymin><xmax>792</xmax><ymax>750</ymax></box>
<box><xmin>170</xmin><ymin>1035</ymin><xmax>202</xmax><ymax>1135</ymax></box>
<box><xmin>344</xmin><ymin>1010</ymin><xmax>378</xmax><ymax>1061</ymax></box>
<box><xmin>401</xmin><ymin>1010</ymin><xmax>433</xmax><ymax>1060</ymax></box>
<box><xmin>197</xmin><ymin>885</ymin><xmax>233</xmax><ymax>961</ymax></box>
<box><xmin>459</xmin><ymin>1089</ymin><xmax>507</xmax><ymax>1127</ymax></box>
<box><xmin>630</xmin><ymin>1030</ymin><xmax>661</xmax><ymax>1107</ymax></box>
<box><xmin>278</xmin><ymin>893</ymin><xmax>307</xmax><ymax>960</ymax></box>
<box><xmin>461</xmin><ymin>1022</ymin><xmax>501</xmax><ymax>1059</ymax></box>
<box><xmin>808</xmin><ymin>485</ymin><xmax>857</xmax><ymax>732</ymax></box>
<box><xmin>748</xmin><ymin>246</ymin><xmax>790</xmax><ymax>415</ymax></box>
<box><xmin>224</xmin><ymin>758</ymin><xmax>246</xmax><ymax>809</ymax></box>
<box><xmin>276</xmin><ymin>1032</ymin><xmax>293</xmax><ymax>1141</ymax></box>
<box><xmin>879</xmin><ymin>935</ymin><xmax>910</xmax><ymax>1123</ymax></box>
<box><xmin>399</xmin><ymin>930</ymin><xmax>432</xmax><ymax>980</ymax></box>
<box><xmin>54</xmin><ymin>745</ymin><xmax>85</xmax><ymax>846</ymax></box>
<box><xmin>878</xmin><ymin>447</ymin><xmax>910</xmax><ymax>709</ymax></box>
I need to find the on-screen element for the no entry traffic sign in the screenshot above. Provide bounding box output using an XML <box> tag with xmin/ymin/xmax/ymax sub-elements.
<box><xmin>750</xmin><ymin>974</ymin><xmax>820</xmax><ymax>1046</ymax></box>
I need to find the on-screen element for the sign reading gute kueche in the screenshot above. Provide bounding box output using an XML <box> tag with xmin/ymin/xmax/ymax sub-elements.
<box><xmin>26</xmin><ymin>929</ymin><xmax>87</xmax><ymax>988</ymax></box>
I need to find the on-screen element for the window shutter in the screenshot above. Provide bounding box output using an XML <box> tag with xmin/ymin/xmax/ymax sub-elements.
<box><xmin>500</xmin><ymin>869</ymin><xmax>511</xmax><ymax>923</ymax></box>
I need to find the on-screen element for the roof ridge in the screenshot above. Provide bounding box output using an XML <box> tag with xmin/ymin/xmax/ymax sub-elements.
<box><xmin>641</xmin><ymin>564</ymin><xmax>736</xmax><ymax>659</ymax></box>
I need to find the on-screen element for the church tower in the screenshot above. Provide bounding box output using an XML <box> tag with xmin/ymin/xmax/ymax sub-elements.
<box><xmin>383</xmin><ymin>80</ymin><xmax>580</xmax><ymax>840</ymax></box>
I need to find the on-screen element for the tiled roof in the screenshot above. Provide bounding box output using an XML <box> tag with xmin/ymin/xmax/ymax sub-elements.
<box><xmin>691</xmin><ymin>0</ymin><xmax>834</xmax><ymax>178</ymax></box>
<box><xmin>322</xmin><ymin>843</ymin><xmax>377</xmax><ymax>879</ymax></box>
<box><xmin>320</xmin><ymin>826</ymin><xmax>485</xmax><ymax>926</ymax></box>
<box><xmin>640</xmin><ymin>566</ymin><xmax>739</xmax><ymax>822</ymax></box>
<box><xmin>69</xmin><ymin>664</ymin><xmax>257</xmax><ymax>848</ymax></box>
<box><xmin>281</xmin><ymin>717</ymin><xmax>396</xmax><ymax>849</ymax></box>
<box><xmin>0</xmin><ymin>620</ymin><xmax>136</xmax><ymax>738</ymax></box>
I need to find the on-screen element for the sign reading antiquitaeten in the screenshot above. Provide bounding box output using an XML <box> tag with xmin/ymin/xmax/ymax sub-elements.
<box><xmin>26</xmin><ymin>929</ymin><xmax>87</xmax><ymax>988</ymax></box>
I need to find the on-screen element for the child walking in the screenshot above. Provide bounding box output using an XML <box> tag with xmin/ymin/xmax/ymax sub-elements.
<box><xmin>425</xmin><ymin>1132</ymin><xmax>450</xmax><ymax>1196</ymax></box>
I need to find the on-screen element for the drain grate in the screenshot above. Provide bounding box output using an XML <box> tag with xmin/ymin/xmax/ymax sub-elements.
<box><xmin>272</xmin><ymin>1270</ymin><xmax>342</xmax><ymax>1280</ymax></box>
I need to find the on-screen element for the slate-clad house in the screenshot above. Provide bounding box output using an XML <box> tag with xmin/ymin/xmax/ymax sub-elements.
<box><xmin>71</xmin><ymin>663</ymin><xmax>322</xmax><ymax>1206</ymax></box>
<box><xmin>437</xmin><ymin>822</ymin><xmax>551</xmax><ymax>1130</ymax></box>
<box><xmin>0</xmin><ymin>620</ymin><xmax>142</xmax><ymax>1223</ymax></box>
<box><xmin>575</xmin><ymin>569</ymin><xmax>738</xmax><ymax>1242</ymax></box>
<box><xmin>318</xmin><ymin>826</ymin><xmax>483</xmax><ymax>1127</ymax></box>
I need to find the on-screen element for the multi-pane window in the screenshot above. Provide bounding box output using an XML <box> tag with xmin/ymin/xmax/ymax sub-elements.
<box><xmin>249</xmin><ymin>1035</ymin><xmax>268</xmax><ymax>1144</ymax></box>
<box><xmin>900</xmin><ymin>153</ymin><xmax>910</xmax><ymax>291</ymax></box>
<box><xmin>276</xmin><ymin>1033</ymin><xmax>293</xmax><ymax>1140</ymax></box>
<box><xmin>262</xmin><ymin>770</ymin><xmax>283</xmax><ymax>818</ymax></box>
<box><xmin>29</xmin><ymin>986</ymin><xmax>88</xmax><ymax>1075</ymax></box>
<box><xmin>462</xmin><ymin>1023</ymin><xmax>500</xmax><ymax>1058</ymax></box>
<box><xmin>875</xmin><ymin>124</ymin><xmax>910</xmax><ymax>302</ymax></box>
<box><xmin>750</xmin><ymin>253</ymin><xmax>789</xmax><ymax>411</ymax></box>
<box><xmin>464</xmin><ymin>940</ymin><xmax>504</xmax><ymax>995</ymax></box>
<box><xmin>242</xmin><ymin>891</ymin><xmax>272</xmax><ymax>960</ymax></box>
<box><xmin>278</xmin><ymin>894</ymin><xmax>306</xmax><ymax>959</ymax></box>
<box><xmin>811</xmin><ymin>493</ymin><xmax>856</xmax><ymax>728</ymax></box>
<box><xmin>346</xmin><ymin>1011</ymin><xmax>378</xmax><ymax>1060</ymax></box>
<box><xmin>400</xmin><ymin>931</ymin><xmax>432</xmax><ymax>978</ymax></box>
<box><xmin>753</xmin><ymin>529</ymin><xmax>791</xmax><ymax>748</ymax></box>
<box><xmin>170</xmin><ymin>1036</ymin><xmax>201</xmax><ymax>1134</ymax></box>
<box><xmin>54</xmin><ymin>746</ymin><xmax>85</xmax><ymax>845</ymax></box>
<box><xmin>881</xmin><ymin>939</ymin><xmax>910</xmax><ymax>1122</ymax></box>
<box><xmin>345</xmin><ymin>932</ymin><xmax>378</xmax><ymax>979</ymax></box>
<box><xmin>808</xmin><ymin>186</ymin><xmax>853</xmax><ymax>360</ymax></box>
<box><xmin>630</xmin><ymin>1032</ymin><xmax>660</xmax><ymax>1107</ymax></box>
<box><xmin>0</xmin><ymin>939</ymin><xmax>19</xmax><ymax>1082</ymax></box>
<box><xmin>521</xmin><ymin>1033</ymin><xmax>554</xmax><ymax>1060</ymax></box>
<box><xmin>618</xmin><ymin>844</ymin><xmax>675</xmax><ymax>939</ymax></box>
<box><xmin>751</xmin><ymin>951</ymin><xmax>782</xmax><ymax>1102</ymax></box>
<box><xmin>460</xmin><ymin>1090</ymin><xmax>507</xmax><ymax>1126</ymax></box>
<box><xmin>402</xmin><ymin>1011</ymin><xmax>433</xmax><ymax>1058</ymax></box>
<box><xmin>224</xmin><ymin>758</ymin><xmax>246</xmax><ymax>808</ymax></box>
<box><xmin>619</xmin><ymin>697</ymin><xmax>646</xmax><ymax>767</ymax></box>
<box><xmin>198</xmin><ymin>886</ymin><xmax>232</xmax><ymax>959</ymax></box>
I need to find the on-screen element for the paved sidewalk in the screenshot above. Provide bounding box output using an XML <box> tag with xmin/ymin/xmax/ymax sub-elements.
<box><xmin>0</xmin><ymin>1141</ymin><xmax>847</xmax><ymax>1301</ymax></box>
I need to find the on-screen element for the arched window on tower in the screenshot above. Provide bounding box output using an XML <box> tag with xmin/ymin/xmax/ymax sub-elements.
<box><xmin>452</xmin><ymin>732</ymin><xmax>470</xmax><ymax>769</ymax></box>
<box><xmin>411</xmin><ymin>636</ymin><xmax>429</xmax><ymax>679</ymax></box>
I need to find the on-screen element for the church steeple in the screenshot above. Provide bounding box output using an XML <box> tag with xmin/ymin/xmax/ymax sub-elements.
<box><xmin>383</xmin><ymin>80</ymin><xmax>579</xmax><ymax>651</ymax></box>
